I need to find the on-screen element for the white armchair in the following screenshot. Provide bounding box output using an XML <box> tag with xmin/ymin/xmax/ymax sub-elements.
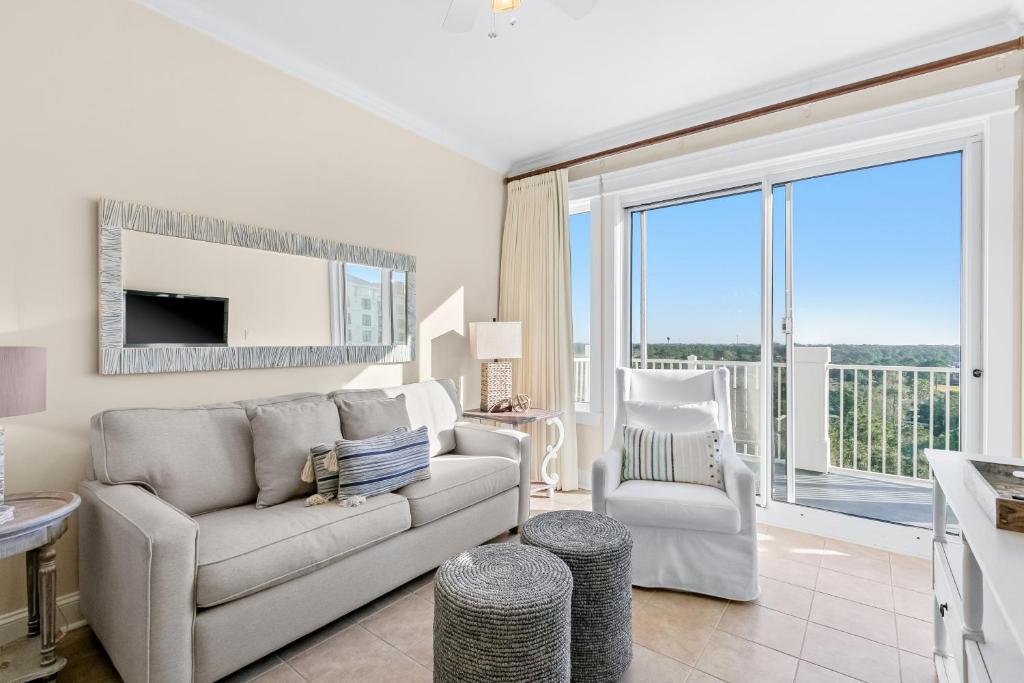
<box><xmin>592</xmin><ymin>367</ymin><xmax>759</xmax><ymax>600</ymax></box>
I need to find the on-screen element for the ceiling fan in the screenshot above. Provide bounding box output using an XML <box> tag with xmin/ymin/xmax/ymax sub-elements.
<box><xmin>442</xmin><ymin>0</ymin><xmax>598</xmax><ymax>37</ymax></box>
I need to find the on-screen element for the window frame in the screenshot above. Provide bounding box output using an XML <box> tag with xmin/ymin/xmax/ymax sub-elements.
<box><xmin>329</xmin><ymin>262</ymin><xmax>401</xmax><ymax>347</ymax></box>
<box><xmin>568</xmin><ymin>194</ymin><xmax>602</xmax><ymax>425</ymax></box>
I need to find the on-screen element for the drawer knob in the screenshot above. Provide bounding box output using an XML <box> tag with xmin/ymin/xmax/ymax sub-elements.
<box><xmin>939</xmin><ymin>602</ymin><xmax>948</xmax><ymax>617</ymax></box>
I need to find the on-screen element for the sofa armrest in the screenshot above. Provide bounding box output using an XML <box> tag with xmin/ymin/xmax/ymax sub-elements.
<box><xmin>722</xmin><ymin>445</ymin><xmax>756</xmax><ymax>532</ymax></box>
<box><xmin>591</xmin><ymin>445</ymin><xmax>622</xmax><ymax>515</ymax></box>
<box><xmin>79</xmin><ymin>480</ymin><xmax>198</xmax><ymax>683</ymax></box>
<box><xmin>453</xmin><ymin>422</ymin><xmax>532</xmax><ymax>527</ymax></box>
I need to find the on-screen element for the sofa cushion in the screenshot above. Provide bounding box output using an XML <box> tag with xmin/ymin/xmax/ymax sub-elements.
<box><xmin>336</xmin><ymin>394</ymin><xmax>411</xmax><ymax>440</ymax></box>
<box><xmin>194</xmin><ymin>494</ymin><xmax>411</xmax><ymax>607</ymax></box>
<box><xmin>90</xmin><ymin>406</ymin><xmax>257</xmax><ymax>516</ymax></box>
<box><xmin>250</xmin><ymin>399</ymin><xmax>342</xmax><ymax>508</ymax></box>
<box><xmin>236</xmin><ymin>392</ymin><xmax>326</xmax><ymax>419</ymax></box>
<box><xmin>332</xmin><ymin>379</ymin><xmax>461</xmax><ymax>456</ymax></box>
<box><xmin>606</xmin><ymin>480</ymin><xmax>741</xmax><ymax>534</ymax></box>
<box><xmin>396</xmin><ymin>454</ymin><xmax>518</xmax><ymax>527</ymax></box>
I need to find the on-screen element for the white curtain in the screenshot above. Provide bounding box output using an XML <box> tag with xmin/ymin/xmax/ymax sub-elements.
<box><xmin>498</xmin><ymin>170</ymin><xmax>579</xmax><ymax>491</ymax></box>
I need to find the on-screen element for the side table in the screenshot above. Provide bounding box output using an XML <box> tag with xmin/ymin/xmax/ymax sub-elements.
<box><xmin>0</xmin><ymin>491</ymin><xmax>81</xmax><ymax>682</ymax></box>
<box><xmin>462</xmin><ymin>408</ymin><xmax>565</xmax><ymax>498</ymax></box>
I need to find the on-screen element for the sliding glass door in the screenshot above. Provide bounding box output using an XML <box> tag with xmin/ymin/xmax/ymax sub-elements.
<box><xmin>770</xmin><ymin>152</ymin><xmax>966</xmax><ymax>527</ymax></box>
<box><xmin>629</xmin><ymin>188</ymin><xmax>766</xmax><ymax>497</ymax></box>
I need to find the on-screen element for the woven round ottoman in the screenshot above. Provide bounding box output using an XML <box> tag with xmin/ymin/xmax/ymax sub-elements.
<box><xmin>522</xmin><ymin>510</ymin><xmax>633</xmax><ymax>682</ymax></box>
<box><xmin>433</xmin><ymin>542</ymin><xmax>573</xmax><ymax>683</ymax></box>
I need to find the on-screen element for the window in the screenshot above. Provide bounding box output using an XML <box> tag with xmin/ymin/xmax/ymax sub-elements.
<box><xmin>392</xmin><ymin>271</ymin><xmax>408</xmax><ymax>344</ymax></box>
<box><xmin>329</xmin><ymin>263</ymin><xmax>408</xmax><ymax>347</ymax></box>
<box><xmin>569</xmin><ymin>209</ymin><xmax>592</xmax><ymax>410</ymax></box>
<box><xmin>344</xmin><ymin>264</ymin><xmax>384</xmax><ymax>345</ymax></box>
<box><xmin>629</xmin><ymin>189</ymin><xmax>764</xmax><ymax>479</ymax></box>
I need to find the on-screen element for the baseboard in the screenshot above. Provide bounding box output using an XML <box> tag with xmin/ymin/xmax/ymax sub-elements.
<box><xmin>0</xmin><ymin>592</ymin><xmax>86</xmax><ymax>644</ymax></box>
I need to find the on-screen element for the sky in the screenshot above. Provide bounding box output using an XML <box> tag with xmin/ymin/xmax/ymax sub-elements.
<box><xmin>568</xmin><ymin>152</ymin><xmax>963</xmax><ymax>347</ymax></box>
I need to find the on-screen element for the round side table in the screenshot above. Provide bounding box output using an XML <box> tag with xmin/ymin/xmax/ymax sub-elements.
<box><xmin>0</xmin><ymin>491</ymin><xmax>80</xmax><ymax>683</ymax></box>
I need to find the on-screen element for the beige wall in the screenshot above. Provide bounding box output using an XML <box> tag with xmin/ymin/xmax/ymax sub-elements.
<box><xmin>123</xmin><ymin>231</ymin><xmax>333</xmax><ymax>347</ymax></box>
<box><xmin>0</xmin><ymin>0</ymin><xmax>504</xmax><ymax>615</ymax></box>
<box><xmin>572</xmin><ymin>53</ymin><xmax>1024</xmax><ymax>475</ymax></box>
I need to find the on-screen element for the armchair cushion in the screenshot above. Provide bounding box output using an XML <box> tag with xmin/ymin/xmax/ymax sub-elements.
<box><xmin>194</xmin><ymin>494</ymin><xmax>410</xmax><ymax>608</ymax></box>
<box><xmin>622</xmin><ymin>426</ymin><xmax>726</xmax><ymax>490</ymax></box>
<box><xmin>453</xmin><ymin>422</ymin><xmax>531</xmax><ymax>527</ymax></box>
<box><xmin>396</xmin><ymin>454</ymin><xmax>518</xmax><ymax>527</ymax></box>
<box><xmin>605</xmin><ymin>480</ymin><xmax>741</xmax><ymax>534</ymax></box>
<box><xmin>625</xmin><ymin>400</ymin><xmax>720</xmax><ymax>432</ymax></box>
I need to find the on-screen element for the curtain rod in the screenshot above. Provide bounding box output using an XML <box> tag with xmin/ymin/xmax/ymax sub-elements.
<box><xmin>505</xmin><ymin>36</ymin><xmax>1023</xmax><ymax>184</ymax></box>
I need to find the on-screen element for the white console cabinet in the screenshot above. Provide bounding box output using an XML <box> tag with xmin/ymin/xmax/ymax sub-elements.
<box><xmin>929</xmin><ymin>450</ymin><xmax>1024</xmax><ymax>683</ymax></box>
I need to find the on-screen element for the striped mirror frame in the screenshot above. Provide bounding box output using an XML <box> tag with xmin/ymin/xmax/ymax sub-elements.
<box><xmin>98</xmin><ymin>199</ymin><xmax>416</xmax><ymax>375</ymax></box>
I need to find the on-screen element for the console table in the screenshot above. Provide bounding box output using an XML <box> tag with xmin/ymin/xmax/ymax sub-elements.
<box><xmin>928</xmin><ymin>449</ymin><xmax>1024</xmax><ymax>683</ymax></box>
<box><xmin>462</xmin><ymin>408</ymin><xmax>564</xmax><ymax>498</ymax></box>
<box><xmin>0</xmin><ymin>491</ymin><xmax>80</xmax><ymax>682</ymax></box>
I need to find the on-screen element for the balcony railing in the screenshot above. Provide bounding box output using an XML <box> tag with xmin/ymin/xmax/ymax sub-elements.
<box><xmin>827</xmin><ymin>364</ymin><xmax>959</xmax><ymax>481</ymax></box>
<box><xmin>571</xmin><ymin>354</ymin><xmax>959</xmax><ymax>482</ymax></box>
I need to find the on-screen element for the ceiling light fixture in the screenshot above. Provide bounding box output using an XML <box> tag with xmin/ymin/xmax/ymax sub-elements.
<box><xmin>491</xmin><ymin>0</ymin><xmax>521</xmax><ymax>13</ymax></box>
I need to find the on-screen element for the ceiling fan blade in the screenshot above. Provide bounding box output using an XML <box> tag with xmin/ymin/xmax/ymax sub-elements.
<box><xmin>442</xmin><ymin>0</ymin><xmax>481</xmax><ymax>33</ymax></box>
<box><xmin>548</xmin><ymin>0</ymin><xmax>598</xmax><ymax>20</ymax></box>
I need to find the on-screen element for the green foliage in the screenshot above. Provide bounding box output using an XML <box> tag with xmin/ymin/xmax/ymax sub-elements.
<box><xmin>634</xmin><ymin>343</ymin><xmax>959</xmax><ymax>367</ymax></box>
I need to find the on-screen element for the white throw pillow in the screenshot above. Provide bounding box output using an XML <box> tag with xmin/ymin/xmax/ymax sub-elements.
<box><xmin>625</xmin><ymin>400</ymin><xmax>719</xmax><ymax>433</ymax></box>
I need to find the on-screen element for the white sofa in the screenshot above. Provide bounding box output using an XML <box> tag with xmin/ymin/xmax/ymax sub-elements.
<box><xmin>592</xmin><ymin>367</ymin><xmax>759</xmax><ymax>601</ymax></box>
<box><xmin>79</xmin><ymin>379</ymin><xmax>531</xmax><ymax>682</ymax></box>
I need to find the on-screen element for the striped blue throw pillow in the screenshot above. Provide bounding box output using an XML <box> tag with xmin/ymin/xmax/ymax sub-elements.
<box><xmin>622</xmin><ymin>425</ymin><xmax>725</xmax><ymax>490</ymax></box>
<box><xmin>334</xmin><ymin>425</ymin><xmax>431</xmax><ymax>500</ymax></box>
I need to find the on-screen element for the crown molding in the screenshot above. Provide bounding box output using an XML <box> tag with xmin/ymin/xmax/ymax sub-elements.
<box><xmin>508</xmin><ymin>12</ymin><xmax>1023</xmax><ymax>176</ymax></box>
<box><xmin>135</xmin><ymin>0</ymin><xmax>511</xmax><ymax>172</ymax></box>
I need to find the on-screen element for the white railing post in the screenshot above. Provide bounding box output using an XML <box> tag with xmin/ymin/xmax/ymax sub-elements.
<box><xmin>687</xmin><ymin>354</ymin><xmax>698</xmax><ymax>370</ymax></box>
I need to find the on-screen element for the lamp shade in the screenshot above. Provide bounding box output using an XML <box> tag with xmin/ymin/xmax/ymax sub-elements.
<box><xmin>469</xmin><ymin>322</ymin><xmax>521</xmax><ymax>360</ymax></box>
<box><xmin>0</xmin><ymin>347</ymin><xmax>46</xmax><ymax>418</ymax></box>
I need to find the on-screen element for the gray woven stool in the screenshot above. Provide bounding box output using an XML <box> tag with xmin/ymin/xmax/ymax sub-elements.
<box><xmin>433</xmin><ymin>542</ymin><xmax>573</xmax><ymax>683</ymax></box>
<box><xmin>522</xmin><ymin>510</ymin><xmax>633</xmax><ymax>683</ymax></box>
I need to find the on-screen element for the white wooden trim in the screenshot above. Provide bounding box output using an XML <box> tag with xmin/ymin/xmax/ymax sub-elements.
<box><xmin>591</xmin><ymin>78</ymin><xmax>1017</xmax><ymax>465</ymax></box>
<box><xmin>600</xmin><ymin>78</ymin><xmax>1018</xmax><ymax>199</ymax></box>
<box><xmin>0</xmin><ymin>592</ymin><xmax>84</xmax><ymax>647</ymax></box>
<box><xmin>136</xmin><ymin>0</ymin><xmax>509</xmax><ymax>171</ymax></box>
<box><xmin>509</xmin><ymin>17</ymin><xmax>1021</xmax><ymax>175</ymax></box>
<box><xmin>757</xmin><ymin>500</ymin><xmax>933</xmax><ymax>558</ymax></box>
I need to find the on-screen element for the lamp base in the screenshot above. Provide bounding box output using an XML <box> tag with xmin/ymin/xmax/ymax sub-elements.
<box><xmin>480</xmin><ymin>360</ymin><xmax>513</xmax><ymax>411</ymax></box>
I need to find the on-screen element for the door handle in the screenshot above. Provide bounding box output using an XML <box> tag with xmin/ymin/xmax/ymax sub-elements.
<box><xmin>939</xmin><ymin>602</ymin><xmax>948</xmax><ymax>617</ymax></box>
<box><xmin>973</xmin><ymin>369</ymin><xmax>982</xmax><ymax>378</ymax></box>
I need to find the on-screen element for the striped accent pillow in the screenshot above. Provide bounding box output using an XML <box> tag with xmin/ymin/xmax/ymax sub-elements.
<box><xmin>622</xmin><ymin>425</ymin><xmax>725</xmax><ymax>490</ymax></box>
<box><xmin>334</xmin><ymin>425</ymin><xmax>431</xmax><ymax>500</ymax></box>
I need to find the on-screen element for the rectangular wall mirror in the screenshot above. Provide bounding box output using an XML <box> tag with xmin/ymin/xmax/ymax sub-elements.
<box><xmin>98</xmin><ymin>199</ymin><xmax>416</xmax><ymax>374</ymax></box>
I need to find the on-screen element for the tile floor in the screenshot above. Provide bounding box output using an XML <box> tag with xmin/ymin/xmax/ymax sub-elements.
<box><xmin>54</xmin><ymin>490</ymin><xmax>936</xmax><ymax>683</ymax></box>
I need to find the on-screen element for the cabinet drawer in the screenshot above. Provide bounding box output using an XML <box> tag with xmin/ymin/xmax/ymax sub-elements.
<box><xmin>965</xmin><ymin>641</ymin><xmax>990</xmax><ymax>683</ymax></box>
<box><xmin>934</xmin><ymin>541</ymin><xmax>964</xmax><ymax>681</ymax></box>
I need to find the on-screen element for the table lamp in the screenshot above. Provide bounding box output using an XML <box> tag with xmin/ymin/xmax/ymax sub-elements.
<box><xmin>0</xmin><ymin>347</ymin><xmax>46</xmax><ymax>525</ymax></box>
<box><xmin>469</xmin><ymin>321</ymin><xmax>521</xmax><ymax>411</ymax></box>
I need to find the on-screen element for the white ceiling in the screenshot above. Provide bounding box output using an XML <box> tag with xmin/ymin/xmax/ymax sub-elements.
<box><xmin>138</xmin><ymin>0</ymin><xmax>1024</xmax><ymax>173</ymax></box>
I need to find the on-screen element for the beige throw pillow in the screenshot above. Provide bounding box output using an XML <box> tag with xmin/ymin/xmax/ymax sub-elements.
<box><xmin>336</xmin><ymin>394</ymin><xmax>412</xmax><ymax>440</ymax></box>
<box><xmin>250</xmin><ymin>399</ymin><xmax>343</xmax><ymax>508</ymax></box>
